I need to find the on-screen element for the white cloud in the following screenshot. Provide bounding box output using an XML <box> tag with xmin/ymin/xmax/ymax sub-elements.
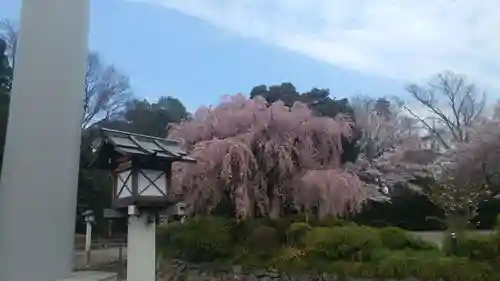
<box><xmin>129</xmin><ymin>0</ymin><xmax>500</xmax><ymax>90</ymax></box>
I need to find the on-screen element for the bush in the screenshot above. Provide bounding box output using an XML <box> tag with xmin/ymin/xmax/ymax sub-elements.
<box><xmin>286</xmin><ymin>222</ymin><xmax>312</xmax><ymax>247</ymax></box>
<box><xmin>378</xmin><ymin>227</ymin><xmax>437</xmax><ymax>251</ymax></box>
<box><xmin>245</xmin><ymin>225</ymin><xmax>279</xmax><ymax>254</ymax></box>
<box><xmin>273</xmin><ymin>253</ymin><xmax>494</xmax><ymax>280</ymax></box>
<box><xmin>304</xmin><ymin>225</ymin><xmax>382</xmax><ymax>262</ymax></box>
<box><xmin>442</xmin><ymin>232</ymin><xmax>499</xmax><ymax>262</ymax></box>
<box><xmin>156</xmin><ymin>216</ymin><xmax>234</xmax><ymax>262</ymax></box>
<box><xmin>156</xmin><ymin>216</ymin><xmax>500</xmax><ymax>279</ymax></box>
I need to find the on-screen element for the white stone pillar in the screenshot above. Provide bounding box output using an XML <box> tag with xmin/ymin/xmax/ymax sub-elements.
<box><xmin>0</xmin><ymin>1</ymin><xmax>89</xmax><ymax>281</ymax></box>
<box><xmin>126</xmin><ymin>207</ymin><xmax>156</xmax><ymax>281</ymax></box>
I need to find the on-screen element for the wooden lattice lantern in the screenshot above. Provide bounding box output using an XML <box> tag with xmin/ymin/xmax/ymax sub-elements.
<box><xmin>89</xmin><ymin>128</ymin><xmax>195</xmax><ymax>211</ymax></box>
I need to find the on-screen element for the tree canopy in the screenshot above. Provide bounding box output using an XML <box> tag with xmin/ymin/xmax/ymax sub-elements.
<box><xmin>250</xmin><ymin>82</ymin><xmax>360</xmax><ymax>163</ymax></box>
<box><xmin>0</xmin><ymin>39</ymin><xmax>12</xmax><ymax>94</ymax></box>
<box><xmin>168</xmin><ymin>94</ymin><xmax>366</xmax><ymax>219</ymax></box>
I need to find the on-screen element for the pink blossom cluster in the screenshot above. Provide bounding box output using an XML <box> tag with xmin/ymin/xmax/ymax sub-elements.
<box><xmin>168</xmin><ymin>94</ymin><xmax>366</xmax><ymax>219</ymax></box>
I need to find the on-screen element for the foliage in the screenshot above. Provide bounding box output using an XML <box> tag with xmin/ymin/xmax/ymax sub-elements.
<box><xmin>249</xmin><ymin>83</ymin><xmax>353</xmax><ymax>119</ymax></box>
<box><xmin>442</xmin><ymin>106</ymin><xmax>500</xmax><ymax>199</ymax></box>
<box><xmin>103</xmin><ymin>96</ymin><xmax>189</xmax><ymax>137</ymax></box>
<box><xmin>157</xmin><ymin>216</ymin><xmax>234</xmax><ymax>262</ymax></box>
<box><xmin>249</xmin><ymin>82</ymin><xmax>360</xmax><ymax>163</ymax></box>
<box><xmin>157</xmin><ymin>216</ymin><xmax>500</xmax><ymax>280</ymax></box>
<box><xmin>169</xmin><ymin>94</ymin><xmax>366</xmax><ymax>219</ymax></box>
<box><xmin>424</xmin><ymin>178</ymin><xmax>489</xmax><ymax>231</ymax></box>
<box><xmin>83</xmin><ymin>52</ymin><xmax>132</xmax><ymax>128</ymax></box>
<box><xmin>351</xmin><ymin>95</ymin><xmax>418</xmax><ymax>161</ymax></box>
<box><xmin>353</xmin><ymin>191</ymin><xmax>446</xmax><ymax>230</ymax></box>
<box><xmin>378</xmin><ymin>227</ymin><xmax>436</xmax><ymax>251</ymax></box>
<box><xmin>345</xmin><ymin>94</ymin><xmax>441</xmax><ymax>200</ymax></box>
<box><xmin>304</xmin><ymin>225</ymin><xmax>382</xmax><ymax>261</ymax></box>
<box><xmin>0</xmin><ymin>20</ymin><xmax>131</xmax><ymax>130</ymax></box>
<box><xmin>286</xmin><ymin>222</ymin><xmax>312</xmax><ymax>247</ymax></box>
<box><xmin>442</xmin><ymin>231</ymin><xmax>500</xmax><ymax>263</ymax></box>
<box><xmin>0</xmin><ymin>19</ymin><xmax>17</xmax><ymax>66</ymax></box>
<box><xmin>245</xmin><ymin>225</ymin><xmax>280</xmax><ymax>258</ymax></box>
<box><xmin>75</xmin><ymin>136</ymin><xmax>114</xmax><ymax>236</ymax></box>
<box><xmin>404</xmin><ymin>70</ymin><xmax>485</xmax><ymax>150</ymax></box>
<box><xmin>0</xmin><ymin>39</ymin><xmax>12</xmax><ymax>93</ymax></box>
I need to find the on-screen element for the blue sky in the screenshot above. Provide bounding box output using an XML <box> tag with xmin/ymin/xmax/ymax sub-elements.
<box><xmin>2</xmin><ymin>0</ymin><xmax>498</xmax><ymax>112</ymax></box>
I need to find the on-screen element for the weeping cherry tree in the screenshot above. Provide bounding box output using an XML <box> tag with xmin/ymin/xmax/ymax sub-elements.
<box><xmin>168</xmin><ymin>94</ymin><xmax>366</xmax><ymax>220</ymax></box>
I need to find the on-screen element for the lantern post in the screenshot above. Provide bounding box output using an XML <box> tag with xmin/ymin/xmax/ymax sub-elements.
<box><xmin>83</xmin><ymin>210</ymin><xmax>96</xmax><ymax>267</ymax></box>
<box><xmin>90</xmin><ymin>128</ymin><xmax>195</xmax><ymax>281</ymax></box>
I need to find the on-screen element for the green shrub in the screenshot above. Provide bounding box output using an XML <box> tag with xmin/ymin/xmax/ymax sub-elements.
<box><xmin>272</xmin><ymin>253</ymin><xmax>494</xmax><ymax>280</ymax></box>
<box><xmin>494</xmin><ymin>214</ymin><xmax>500</xmax><ymax>232</ymax></box>
<box><xmin>245</xmin><ymin>225</ymin><xmax>279</xmax><ymax>253</ymax></box>
<box><xmin>231</xmin><ymin>218</ymin><xmax>269</xmax><ymax>244</ymax></box>
<box><xmin>378</xmin><ymin>227</ymin><xmax>437</xmax><ymax>251</ymax></box>
<box><xmin>442</xmin><ymin>232</ymin><xmax>499</xmax><ymax>262</ymax></box>
<box><xmin>436</xmin><ymin>257</ymin><xmax>493</xmax><ymax>281</ymax></box>
<box><xmin>335</xmin><ymin>255</ymin><xmax>492</xmax><ymax>280</ymax></box>
<box><xmin>156</xmin><ymin>216</ymin><xmax>233</xmax><ymax>262</ymax></box>
<box><xmin>286</xmin><ymin>222</ymin><xmax>312</xmax><ymax>247</ymax></box>
<box><xmin>304</xmin><ymin>225</ymin><xmax>381</xmax><ymax>262</ymax></box>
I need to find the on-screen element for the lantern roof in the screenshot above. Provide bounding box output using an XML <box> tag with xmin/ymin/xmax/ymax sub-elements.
<box><xmin>89</xmin><ymin>128</ymin><xmax>195</xmax><ymax>169</ymax></box>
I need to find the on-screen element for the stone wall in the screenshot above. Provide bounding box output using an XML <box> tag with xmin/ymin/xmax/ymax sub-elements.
<box><xmin>156</xmin><ymin>259</ymin><xmax>420</xmax><ymax>281</ymax></box>
<box><xmin>157</xmin><ymin>259</ymin><xmax>321</xmax><ymax>281</ymax></box>
<box><xmin>157</xmin><ymin>259</ymin><xmax>387</xmax><ymax>281</ymax></box>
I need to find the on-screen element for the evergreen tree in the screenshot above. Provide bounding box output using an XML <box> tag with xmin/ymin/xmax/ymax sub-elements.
<box><xmin>0</xmin><ymin>39</ymin><xmax>12</xmax><ymax>94</ymax></box>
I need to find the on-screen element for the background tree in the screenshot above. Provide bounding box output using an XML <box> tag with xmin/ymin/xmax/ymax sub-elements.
<box><xmin>424</xmin><ymin>177</ymin><xmax>490</xmax><ymax>231</ymax></box>
<box><xmin>404</xmin><ymin>71</ymin><xmax>485</xmax><ymax>150</ymax></box>
<box><xmin>0</xmin><ymin>20</ymin><xmax>17</xmax><ymax>68</ymax></box>
<box><xmin>351</xmin><ymin>95</ymin><xmax>419</xmax><ymax>161</ymax></box>
<box><xmin>0</xmin><ymin>20</ymin><xmax>131</xmax><ymax>130</ymax></box>
<box><xmin>0</xmin><ymin>39</ymin><xmax>11</xmax><ymax>173</ymax></box>
<box><xmin>82</xmin><ymin>52</ymin><xmax>132</xmax><ymax>129</ymax></box>
<box><xmin>250</xmin><ymin>82</ymin><xmax>359</xmax><ymax>163</ymax></box>
<box><xmin>103</xmin><ymin>96</ymin><xmax>189</xmax><ymax>137</ymax></box>
<box><xmin>249</xmin><ymin>82</ymin><xmax>354</xmax><ymax>119</ymax></box>
<box><xmin>440</xmin><ymin>104</ymin><xmax>500</xmax><ymax>200</ymax></box>
<box><xmin>168</xmin><ymin>94</ymin><xmax>366</xmax><ymax>219</ymax></box>
<box><xmin>0</xmin><ymin>39</ymin><xmax>12</xmax><ymax>94</ymax></box>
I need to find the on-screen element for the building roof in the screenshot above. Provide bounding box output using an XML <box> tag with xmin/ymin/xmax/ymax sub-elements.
<box><xmin>90</xmin><ymin>128</ymin><xmax>195</xmax><ymax>169</ymax></box>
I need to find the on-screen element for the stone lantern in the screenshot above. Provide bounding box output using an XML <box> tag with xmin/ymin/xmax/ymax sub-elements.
<box><xmin>89</xmin><ymin>128</ymin><xmax>195</xmax><ymax>281</ymax></box>
<box><xmin>90</xmin><ymin>128</ymin><xmax>194</xmax><ymax>212</ymax></box>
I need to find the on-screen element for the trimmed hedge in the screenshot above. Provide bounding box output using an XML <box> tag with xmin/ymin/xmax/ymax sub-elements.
<box><xmin>157</xmin><ymin>216</ymin><xmax>498</xmax><ymax>280</ymax></box>
<box><xmin>442</xmin><ymin>231</ymin><xmax>500</xmax><ymax>263</ymax></box>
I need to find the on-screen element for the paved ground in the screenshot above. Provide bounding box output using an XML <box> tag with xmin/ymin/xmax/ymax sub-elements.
<box><xmin>73</xmin><ymin>247</ymin><xmax>127</xmax><ymax>269</ymax></box>
<box><xmin>410</xmin><ymin>230</ymin><xmax>492</xmax><ymax>248</ymax></box>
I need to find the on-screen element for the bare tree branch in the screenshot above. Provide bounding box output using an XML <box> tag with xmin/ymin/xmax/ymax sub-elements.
<box><xmin>352</xmin><ymin>95</ymin><xmax>420</xmax><ymax>160</ymax></box>
<box><xmin>0</xmin><ymin>20</ymin><xmax>17</xmax><ymax>68</ymax></box>
<box><xmin>405</xmin><ymin>71</ymin><xmax>485</xmax><ymax>148</ymax></box>
<box><xmin>82</xmin><ymin>52</ymin><xmax>132</xmax><ymax>129</ymax></box>
<box><xmin>403</xmin><ymin>105</ymin><xmax>450</xmax><ymax>150</ymax></box>
<box><xmin>0</xmin><ymin>19</ymin><xmax>131</xmax><ymax>128</ymax></box>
